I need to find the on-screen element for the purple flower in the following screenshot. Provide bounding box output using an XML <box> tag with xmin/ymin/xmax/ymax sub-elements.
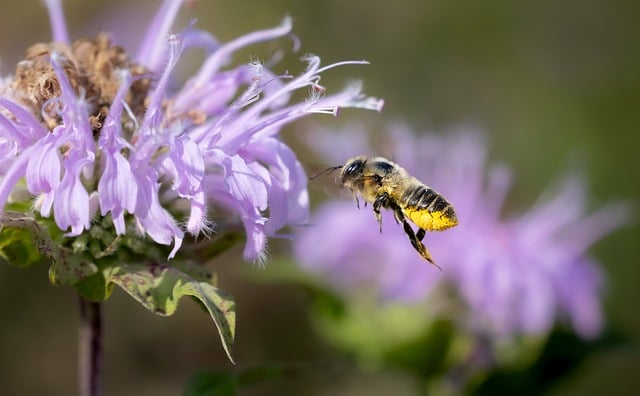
<box><xmin>294</xmin><ymin>124</ymin><xmax>628</xmax><ymax>339</ymax></box>
<box><xmin>0</xmin><ymin>0</ymin><xmax>383</xmax><ymax>262</ymax></box>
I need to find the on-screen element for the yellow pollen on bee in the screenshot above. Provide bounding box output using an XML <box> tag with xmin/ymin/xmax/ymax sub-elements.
<box><xmin>405</xmin><ymin>208</ymin><xmax>458</xmax><ymax>231</ymax></box>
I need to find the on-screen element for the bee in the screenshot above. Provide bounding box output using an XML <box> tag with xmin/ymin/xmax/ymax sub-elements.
<box><xmin>314</xmin><ymin>156</ymin><xmax>458</xmax><ymax>269</ymax></box>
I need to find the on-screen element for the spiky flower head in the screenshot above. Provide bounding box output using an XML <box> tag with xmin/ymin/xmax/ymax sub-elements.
<box><xmin>0</xmin><ymin>0</ymin><xmax>383</xmax><ymax>263</ymax></box>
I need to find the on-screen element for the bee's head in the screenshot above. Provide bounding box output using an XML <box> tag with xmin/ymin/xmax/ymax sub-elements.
<box><xmin>339</xmin><ymin>157</ymin><xmax>367</xmax><ymax>184</ymax></box>
<box><xmin>309</xmin><ymin>156</ymin><xmax>373</xmax><ymax>189</ymax></box>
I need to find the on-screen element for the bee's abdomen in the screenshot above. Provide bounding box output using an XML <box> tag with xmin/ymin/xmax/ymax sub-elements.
<box><xmin>403</xmin><ymin>185</ymin><xmax>437</xmax><ymax>209</ymax></box>
<box><xmin>402</xmin><ymin>185</ymin><xmax>458</xmax><ymax>231</ymax></box>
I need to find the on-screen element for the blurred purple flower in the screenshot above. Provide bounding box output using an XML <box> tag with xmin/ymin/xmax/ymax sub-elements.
<box><xmin>0</xmin><ymin>0</ymin><xmax>383</xmax><ymax>262</ymax></box>
<box><xmin>294</xmin><ymin>124</ymin><xmax>628</xmax><ymax>339</ymax></box>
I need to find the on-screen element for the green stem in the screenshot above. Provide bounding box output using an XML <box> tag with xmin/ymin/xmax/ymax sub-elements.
<box><xmin>79</xmin><ymin>297</ymin><xmax>103</xmax><ymax>396</ymax></box>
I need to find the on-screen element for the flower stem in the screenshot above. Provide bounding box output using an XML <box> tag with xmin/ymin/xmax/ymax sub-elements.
<box><xmin>78</xmin><ymin>297</ymin><xmax>103</xmax><ymax>396</ymax></box>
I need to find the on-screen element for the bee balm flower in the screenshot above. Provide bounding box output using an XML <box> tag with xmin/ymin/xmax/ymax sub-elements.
<box><xmin>0</xmin><ymin>0</ymin><xmax>383</xmax><ymax>262</ymax></box>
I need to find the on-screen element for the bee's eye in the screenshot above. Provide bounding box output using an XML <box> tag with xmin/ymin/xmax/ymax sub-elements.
<box><xmin>345</xmin><ymin>161</ymin><xmax>362</xmax><ymax>176</ymax></box>
<box><xmin>373</xmin><ymin>161</ymin><xmax>394</xmax><ymax>174</ymax></box>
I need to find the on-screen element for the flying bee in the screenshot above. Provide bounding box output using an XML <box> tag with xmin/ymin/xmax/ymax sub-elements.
<box><xmin>313</xmin><ymin>156</ymin><xmax>458</xmax><ymax>269</ymax></box>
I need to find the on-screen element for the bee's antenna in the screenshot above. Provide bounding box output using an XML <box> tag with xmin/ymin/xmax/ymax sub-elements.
<box><xmin>309</xmin><ymin>165</ymin><xmax>343</xmax><ymax>180</ymax></box>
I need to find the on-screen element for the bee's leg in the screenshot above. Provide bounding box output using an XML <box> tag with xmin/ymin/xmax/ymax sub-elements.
<box><xmin>373</xmin><ymin>193</ymin><xmax>390</xmax><ymax>233</ymax></box>
<box><xmin>352</xmin><ymin>193</ymin><xmax>361</xmax><ymax>209</ymax></box>
<box><xmin>416</xmin><ymin>228</ymin><xmax>426</xmax><ymax>242</ymax></box>
<box><xmin>391</xmin><ymin>205</ymin><xmax>405</xmax><ymax>224</ymax></box>
<box><xmin>402</xmin><ymin>221</ymin><xmax>441</xmax><ymax>270</ymax></box>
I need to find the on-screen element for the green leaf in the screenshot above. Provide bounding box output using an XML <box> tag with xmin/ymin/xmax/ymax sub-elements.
<box><xmin>0</xmin><ymin>211</ymin><xmax>99</xmax><ymax>283</ymax></box>
<box><xmin>173</xmin><ymin>261</ymin><xmax>218</xmax><ymax>285</ymax></box>
<box><xmin>108</xmin><ymin>263</ymin><xmax>236</xmax><ymax>362</ymax></box>
<box><xmin>0</xmin><ymin>212</ymin><xmax>50</xmax><ymax>268</ymax></box>
<box><xmin>49</xmin><ymin>254</ymin><xmax>99</xmax><ymax>286</ymax></box>
<box><xmin>0</xmin><ymin>227</ymin><xmax>45</xmax><ymax>268</ymax></box>
<box><xmin>74</xmin><ymin>269</ymin><xmax>115</xmax><ymax>301</ymax></box>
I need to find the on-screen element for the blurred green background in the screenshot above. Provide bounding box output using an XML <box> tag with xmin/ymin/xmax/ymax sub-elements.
<box><xmin>0</xmin><ymin>0</ymin><xmax>637</xmax><ymax>395</ymax></box>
